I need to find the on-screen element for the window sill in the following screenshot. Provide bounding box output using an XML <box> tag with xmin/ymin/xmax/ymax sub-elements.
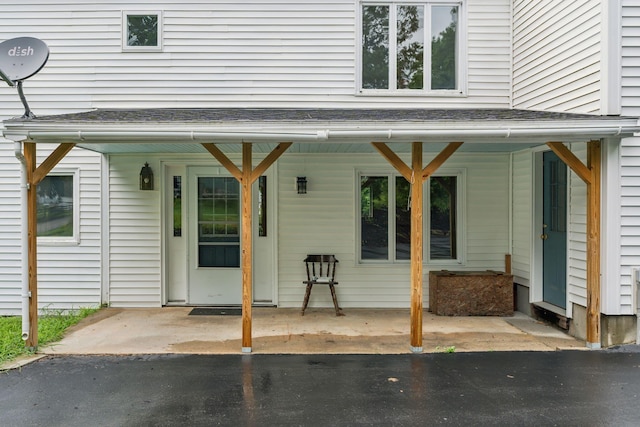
<box><xmin>38</xmin><ymin>238</ymin><xmax>80</xmax><ymax>246</ymax></box>
<box><xmin>356</xmin><ymin>89</ymin><xmax>467</xmax><ymax>97</ymax></box>
<box><xmin>121</xmin><ymin>46</ymin><xmax>163</xmax><ymax>53</ymax></box>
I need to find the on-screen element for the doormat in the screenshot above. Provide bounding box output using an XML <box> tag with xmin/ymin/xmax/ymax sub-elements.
<box><xmin>189</xmin><ymin>307</ymin><xmax>242</xmax><ymax>316</ymax></box>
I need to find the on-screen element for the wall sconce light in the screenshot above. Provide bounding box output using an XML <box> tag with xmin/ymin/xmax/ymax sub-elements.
<box><xmin>296</xmin><ymin>176</ymin><xmax>307</xmax><ymax>194</ymax></box>
<box><xmin>140</xmin><ymin>162</ymin><xmax>154</xmax><ymax>190</ymax></box>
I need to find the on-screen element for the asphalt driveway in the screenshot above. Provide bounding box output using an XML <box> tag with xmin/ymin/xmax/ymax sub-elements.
<box><xmin>2</xmin><ymin>351</ymin><xmax>640</xmax><ymax>426</ymax></box>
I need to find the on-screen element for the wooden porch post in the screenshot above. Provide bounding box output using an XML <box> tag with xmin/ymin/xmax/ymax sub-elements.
<box><xmin>21</xmin><ymin>142</ymin><xmax>76</xmax><ymax>349</ymax></box>
<box><xmin>202</xmin><ymin>142</ymin><xmax>292</xmax><ymax>353</ymax></box>
<box><xmin>241</xmin><ymin>143</ymin><xmax>253</xmax><ymax>353</ymax></box>
<box><xmin>410</xmin><ymin>142</ymin><xmax>424</xmax><ymax>352</ymax></box>
<box><xmin>372</xmin><ymin>141</ymin><xmax>462</xmax><ymax>353</ymax></box>
<box><xmin>24</xmin><ymin>142</ymin><xmax>38</xmax><ymax>349</ymax></box>
<box><xmin>546</xmin><ymin>141</ymin><xmax>601</xmax><ymax>348</ymax></box>
<box><xmin>586</xmin><ymin>140</ymin><xmax>601</xmax><ymax>348</ymax></box>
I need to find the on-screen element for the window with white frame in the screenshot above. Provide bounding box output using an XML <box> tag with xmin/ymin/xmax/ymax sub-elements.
<box><xmin>123</xmin><ymin>12</ymin><xmax>162</xmax><ymax>51</ymax></box>
<box><xmin>359</xmin><ymin>172</ymin><xmax>461</xmax><ymax>262</ymax></box>
<box><xmin>37</xmin><ymin>172</ymin><xmax>78</xmax><ymax>243</ymax></box>
<box><xmin>359</xmin><ymin>2</ymin><xmax>462</xmax><ymax>93</ymax></box>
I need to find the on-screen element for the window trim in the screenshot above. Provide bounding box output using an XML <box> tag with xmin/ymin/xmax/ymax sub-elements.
<box><xmin>122</xmin><ymin>11</ymin><xmax>163</xmax><ymax>52</ymax></box>
<box><xmin>356</xmin><ymin>1</ymin><xmax>467</xmax><ymax>96</ymax></box>
<box><xmin>356</xmin><ymin>169</ymin><xmax>465</xmax><ymax>264</ymax></box>
<box><xmin>37</xmin><ymin>169</ymin><xmax>79</xmax><ymax>246</ymax></box>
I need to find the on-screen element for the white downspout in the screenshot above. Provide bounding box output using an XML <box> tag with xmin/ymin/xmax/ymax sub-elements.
<box><xmin>14</xmin><ymin>142</ymin><xmax>30</xmax><ymax>341</ymax></box>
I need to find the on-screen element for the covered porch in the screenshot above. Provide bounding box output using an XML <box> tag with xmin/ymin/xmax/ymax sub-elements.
<box><xmin>4</xmin><ymin>108</ymin><xmax>640</xmax><ymax>352</ymax></box>
<box><xmin>38</xmin><ymin>307</ymin><xmax>584</xmax><ymax>355</ymax></box>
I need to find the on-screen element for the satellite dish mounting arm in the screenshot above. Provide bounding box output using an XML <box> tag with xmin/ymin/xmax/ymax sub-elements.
<box><xmin>16</xmin><ymin>81</ymin><xmax>34</xmax><ymax>119</ymax></box>
<box><xmin>0</xmin><ymin>70</ymin><xmax>30</xmax><ymax>118</ymax></box>
<box><xmin>0</xmin><ymin>68</ymin><xmax>14</xmax><ymax>87</ymax></box>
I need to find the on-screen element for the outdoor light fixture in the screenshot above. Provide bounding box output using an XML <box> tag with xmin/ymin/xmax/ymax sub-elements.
<box><xmin>296</xmin><ymin>176</ymin><xmax>307</xmax><ymax>194</ymax></box>
<box><xmin>140</xmin><ymin>162</ymin><xmax>154</xmax><ymax>190</ymax></box>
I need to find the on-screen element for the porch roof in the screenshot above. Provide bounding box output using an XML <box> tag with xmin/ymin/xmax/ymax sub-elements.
<box><xmin>3</xmin><ymin>108</ymin><xmax>640</xmax><ymax>153</ymax></box>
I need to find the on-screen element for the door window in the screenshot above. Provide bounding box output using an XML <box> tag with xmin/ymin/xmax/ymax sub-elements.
<box><xmin>197</xmin><ymin>177</ymin><xmax>240</xmax><ymax>268</ymax></box>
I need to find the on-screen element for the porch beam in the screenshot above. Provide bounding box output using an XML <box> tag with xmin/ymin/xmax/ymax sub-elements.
<box><xmin>586</xmin><ymin>140</ymin><xmax>601</xmax><ymax>348</ymax></box>
<box><xmin>371</xmin><ymin>142</ymin><xmax>412</xmax><ymax>181</ymax></box>
<box><xmin>31</xmin><ymin>143</ymin><xmax>76</xmax><ymax>185</ymax></box>
<box><xmin>251</xmin><ymin>142</ymin><xmax>292</xmax><ymax>182</ymax></box>
<box><xmin>410</xmin><ymin>142</ymin><xmax>424</xmax><ymax>352</ymax></box>
<box><xmin>546</xmin><ymin>142</ymin><xmax>592</xmax><ymax>185</ymax></box>
<box><xmin>241</xmin><ymin>143</ymin><xmax>253</xmax><ymax>353</ymax></box>
<box><xmin>201</xmin><ymin>143</ymin><xmax>243</xmax><ymax>181</ymax></box>
<box><xmin>422</xmin><ymin>142</ymin><xmax>464</xmax><ymax>180</ymax></box>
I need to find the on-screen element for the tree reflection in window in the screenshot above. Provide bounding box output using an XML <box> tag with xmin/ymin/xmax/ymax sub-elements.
<box><xmin>361</xmin><ymin>3</ymin><xmax>458</xmax><ymax>91</ymax></box>
<box><xmin>397</xmin><ymin>5</ymin><xmax>424</xmax><ymax>89</ymax></box>
<box><xmin>430</xmin><ymin>176</ymin><xmax>457</xmax><ymax>259</ymax></box>
<box><xmin>37</xmin><ymin>175</ymin><xmax>73</xmax><ymax>237</ymax></box>
<box><xmin>431</xmin><ymin>6</ymin><xmax>458</xmax><ymax>90</ymax></box>
<box><xmin>127</xmin><ymin>14</ymin><xmax>158</xmax><ymax>47</ymax></box>
<box><xmin>362</xmin><ymin>5</ymin><xmax>389</xmax><ymax>89</ymax></box>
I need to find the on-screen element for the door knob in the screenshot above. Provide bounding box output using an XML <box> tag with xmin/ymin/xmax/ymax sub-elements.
<box><xmin>540</xmin><ymin>234</ymin><xmax>548</xmax><ymax>240</ymax></box>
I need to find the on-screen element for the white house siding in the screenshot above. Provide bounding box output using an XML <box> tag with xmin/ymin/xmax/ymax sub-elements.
<box><xmin>106</xmin><ymin>152</ymin><xmax>279</xmax><ymax>307</ymax></box>
<box><xmin>620</xmin><ymin>1</ymin><xmax>640</xmax><ymax>316</ymax></box>
<box><xmin>0</xmin><ymin>142</ymin><xmax>102</xmax><ymax>315</ymax></box>
<box><xmin>276</xmin><ymin>151</ymin><xmax>511</xmax><ymax>309</ymax></box>
<box><xmin>510</xmin><ymin>149</ymin><xmax>532</xmax><ymax>286</ymax></box>
<box><xmin>619</xmin><ymin>137</ymin><xmax>640</xmax><ymax>316</ymax></box>
<box><xmin>0</xmin><ymin>143</ymin><xmax>23</xmax><ymax>314</ymax></box>
<box><xmin>1</xmin><ymin>0</ymin><xmax>512</xmax><ymax>110</ymax></box>
<box><xmin>567</xmin><ymin>144</ymin><xmax>588</xmax><ymax>316</ymax></box>
<box><xmin>107</xmin><ymin>155</ymin><xmax>162</xmax><ymax>307</ymax></box>
<box><xmin>512</xmin><ymin>0</ymin><xmax>602</xmax><ymax>113</ymax></box>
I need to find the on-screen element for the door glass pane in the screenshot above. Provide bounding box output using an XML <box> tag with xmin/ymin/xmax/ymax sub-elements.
<box><xmin>258</xmin><ymin>175</ymin><xmax>267</xmax><ymax>237</ymax></box>
<box><xmin>361</xmin><ymin>176</ymin><xmax>389</xmax><ymax>260</ymax></box>
<box><xmin>173</xmin><ymin>176</ymin><xmax>182</xmax><ymax>237</ymax></box>
<box><xmin>395</xmin><ymin>176</ymin><xmax>411</xmax><ymax>260</ymax></box>
<box><xmin>431</xmin><ymin>6</ymin><xmax>458</xmax><ymax>90</ymax></box>
<box><xmin>430</xmin><ymin>176</ymin><xmax>457</xmax><ymax>259</ymax></box>
<box><xmin>397</xmin><ymin>5</ymin><xmax>424</xmax><ymax>89</ymax></box>
<box><xmin>362</xmin><ymin>5</ymin><xmax>390</xmax><ymax>89</ymax></box>
<box><xmin>550</xmin><ymin>161</ymin><xmax>567</xmax><ymax>232</ymax></box>
<box><xmin>198</xmin><ymin>177</ymin><xmax>240</xmax><ymax>267</ymax></box>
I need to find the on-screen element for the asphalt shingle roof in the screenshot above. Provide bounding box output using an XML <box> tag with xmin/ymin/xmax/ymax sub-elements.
<box><xmin>7</xmin><ymin>108</ymin><xmax>628</xmax><ymax>124</ymax></box>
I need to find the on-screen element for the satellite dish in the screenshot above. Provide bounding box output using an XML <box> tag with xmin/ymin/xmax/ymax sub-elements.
<box><xmin>0</xmin><ymin>37</ymin><xmax>50</xmax><ymax>118</ymax></box>
<box><xmin>0</xmin><ymin>37</ymin><xmax>49</xmax><ymax>83</ymax></box>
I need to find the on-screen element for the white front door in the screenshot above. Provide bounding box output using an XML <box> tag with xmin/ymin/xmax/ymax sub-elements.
<box><xmin>165</xmin><ymin>163</ymin><xmax>276</xmax><ymax>306</ymax></box>
<box><xmin>187</xmin><ymin>166</ymin><xmax>242</xmax><ymax>305</ymax></box>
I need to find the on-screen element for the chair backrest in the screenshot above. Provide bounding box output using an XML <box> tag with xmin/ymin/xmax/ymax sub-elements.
<box><xmin>304</xmin><ymin>254</ymin><xmax>338</xmax><ymax>282</ymax></box>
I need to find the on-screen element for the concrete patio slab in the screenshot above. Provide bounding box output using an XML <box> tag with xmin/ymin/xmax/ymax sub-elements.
<box><xmin>39</xmin><ymin>307</ymin><xmax>585</xmax><ymax>355</ymax></box>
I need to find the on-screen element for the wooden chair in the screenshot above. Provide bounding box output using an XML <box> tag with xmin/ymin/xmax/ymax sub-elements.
<box><xmin>301</xmin><ymin>254</ymin><xmax>344</xmax><ymax>316</ymax></box>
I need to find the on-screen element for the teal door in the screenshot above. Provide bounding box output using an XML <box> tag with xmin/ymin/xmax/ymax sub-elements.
<box><xmin>542</xmin><ymin>151</ymin><xmax>567</xmax><ymax>309</ymax></box>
